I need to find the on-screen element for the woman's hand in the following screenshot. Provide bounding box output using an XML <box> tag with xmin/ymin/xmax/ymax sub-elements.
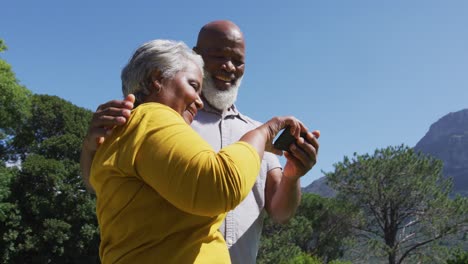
<box><xmin>260</xmin><ymin>116</ymin><xmax>307</xmax><ymax>155</ymax></box>
<box><xmin>260</xmin><ymin>116</ymin><xmax>320</xmax><ymax>179</ymax></box>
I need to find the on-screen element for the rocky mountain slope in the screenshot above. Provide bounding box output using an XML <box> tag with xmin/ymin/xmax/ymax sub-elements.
<box><xmin>414</xmin><ymin>109</ymin><xmax>468</xmax><ymax>196</ymax></box>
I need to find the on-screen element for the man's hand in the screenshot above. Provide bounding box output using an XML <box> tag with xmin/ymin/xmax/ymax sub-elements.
<box><xmin>80</xmin><ymin>94</ymin><xmax>135</xmax><ymax>193</ymax></box>
<box><xmin>264</xmin><ymin>130</ymin><xmax>319</xmax><ymax>223</ymax></box>
<box><xmin>82</xmin><ymin>94</ymin><xmax>135</xmax><ymax>152</ymax></box>
<box><xmin>282</xmin><ymin>130</ymin><xmax>320</xmax><ymax>180</ymax></box>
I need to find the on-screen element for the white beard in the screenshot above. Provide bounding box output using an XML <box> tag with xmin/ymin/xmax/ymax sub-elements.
<box><xmin>201</xmin><ymin>71</ymin><xmax>242</xmax><ymax>111</ymax></box>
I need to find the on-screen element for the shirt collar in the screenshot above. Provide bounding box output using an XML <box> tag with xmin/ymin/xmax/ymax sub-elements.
<box><xmin>201</xmin><ymin>98</ymin><xmax>248</xmax><ymax>123</ymax></box>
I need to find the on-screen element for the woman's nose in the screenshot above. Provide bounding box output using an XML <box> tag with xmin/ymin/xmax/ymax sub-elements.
<box><xmin>195</xmin><ymin>97</ymin><xmax>204</xmax><ymax>109</ymax></box>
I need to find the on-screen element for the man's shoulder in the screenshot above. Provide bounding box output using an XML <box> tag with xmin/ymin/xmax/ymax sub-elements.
<box><xmin>235</xmin><ymin>109</ymin><xmax>282</xmax><ymax>167</ymax></box>
<box><xmin>196</xmin><ymin>105</ymin><xmax>264</xmax><ymax>127</ymax></box>
<box><xmin>236</xmin><ymin>110</ymin><xmax>263</xmax><ymax>128</ymax></box>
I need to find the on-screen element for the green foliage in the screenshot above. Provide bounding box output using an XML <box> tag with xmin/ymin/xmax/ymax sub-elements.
<box><xmin>11</xmin><ymin>94</ymin><xmax>91</xmax><ymax>162</ymax></box>
<box><xmin>0</xmin><ymin>42</ymin><xmax>32</xmax><ymax>143</ymax></box>
<box><xmin>0</xmin><ymin>40</ymin><xmax>7</xmax><ymax>52</ymax></box>
<box><xmin>258</xmin><ymin>193</ymin><xmax>356</xmax><ymax>263</ymax></box>
<box><xmin>259</xmin><ymin>215</ymin><xmax>312</xmax><ymax>263</ymax></box>
<box><xmin>0</xmin><ymin>45</ymin><xmax>99</xmax><ymax>263</ymax></box>
<box><xmin>3</xmin><ymin>135</ymin><xmax>98</xmax><ymax>263</ymax></box>
<box><xmin>447</xmin><ymin>250</ymin><xmax>468</xmax><ymax>264</ymax></box>
<box><xmin>0</xmin><ymin>165</ymin><xmax>16</xmax><ymax>219</ymax></box>
<box><xmin>282</xmin><ymin>251</ymin><xmax>352</xmax><ymax>264</ymax></box>
<box><xmin>286</xmin><ymin>253</ymin><xmax>322</xmax><ymax>264</ymax></box>
<box><xmin>0</xmin><ymin>164</ymin><xmax>19</xmax><ymax>261</ymax></box>
<box><xmin>297</xmin><ymin>194</ymin><xmax>357</xmax><ymax>260</ymax></box>
<box><xmin>326</xmin><ymin>145</ymin><xmax>468</xmax><ymax>264</ymax></box>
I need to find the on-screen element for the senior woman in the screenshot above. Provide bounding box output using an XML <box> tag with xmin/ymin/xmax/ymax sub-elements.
<box><xmin>87</xmin><ymin>39</ymin><xmax>307</xmax><ymax>263</ymax></box>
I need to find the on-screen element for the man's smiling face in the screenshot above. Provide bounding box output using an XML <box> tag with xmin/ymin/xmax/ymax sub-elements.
<box><xmin>197</xmin><ymin>35</ymin><xmax>245</xmax><ymax>91</ymax></box>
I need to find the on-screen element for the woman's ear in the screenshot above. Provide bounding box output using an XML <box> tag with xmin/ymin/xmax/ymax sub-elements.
<box><xmin>150</xmin><ymin>70</ymin><xmax>163</xmax><ymax>93</ymax></box>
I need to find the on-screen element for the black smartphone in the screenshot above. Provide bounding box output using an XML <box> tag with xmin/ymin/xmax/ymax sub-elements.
<box><xmin>273</xmin><ymin>127</ymin><xmax>307</xmax><ymax>152</ymax></box>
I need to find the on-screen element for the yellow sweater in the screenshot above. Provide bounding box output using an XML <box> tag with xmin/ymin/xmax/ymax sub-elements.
<box><xmin>90</xmin><ymin>103</ymin><xmax>261</xmax><ymax>264</ymax></box>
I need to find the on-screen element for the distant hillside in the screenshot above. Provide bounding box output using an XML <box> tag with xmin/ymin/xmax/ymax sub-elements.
<box><xmin>414</xmin><ymin>109</ymin><xmax>468</xmax><ymax>196</ymax></box>
<box><xmin>304</xmin><ymin>109</ymin><xmax>468</xmax><ymax>197</ymax></box>
<box><xmin>302</xmin><ymin>176</ymin><xmax>335</xmax><ymax>197</ymax></box>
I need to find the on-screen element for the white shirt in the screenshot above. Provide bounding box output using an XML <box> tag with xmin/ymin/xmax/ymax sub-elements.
<box><xmin>191</xmin><ymin>102</ymin><xmax>281</xmax><ymax>264</ymax></box>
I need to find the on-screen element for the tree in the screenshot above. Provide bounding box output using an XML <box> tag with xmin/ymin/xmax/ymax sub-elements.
<box><xmin>0</xmin><ymin>39</ymin><xmax>31</xmax><ymax>136</ymax></box>
<box><xmin>0</xmin><ymin>163</ymin><xmax>19</xmax><ymax>261</ymax></box>
<box><xmin>0</xmin><ymin>47</ymin><xmax>99</xmax><ymax>262</ymax></box>
<box><xmin>326</xmin><ymin>145</ymin><xmax>468</xmax><ymax>264</ymax></box>
<box><xmin>1</xmin><ymin>95</ymin><xmax>98</xmax><ymax>263</ymax></box>
<box><xmin>10</xmin><ymin>94</ymin><xmax>90</xmax><ymax>161</ymax></box>
<box><xmin>0</xmin><ymin>40</ymin><xmax>7</xmax><ymax>52</ymax></box>
<box><xmin>5</xmin><ymin>154</ymin><xmax>99</xmax><ymax>263</ymax></box>
<box><xmin>0</xmin><ymin>39</ymin><xmax>32</xmax><ymax>160</ymax></box>
<box><xmin>447</xmin><ymin>250</ymin><xmax>468</xmax><ymax>264</ymax></box>
<box><xmin>258</xmin><ymin>193</ymin><xmax>356</xmax><ymax>263</ymax></box>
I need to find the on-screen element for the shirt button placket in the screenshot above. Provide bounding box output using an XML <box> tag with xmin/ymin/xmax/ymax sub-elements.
<box><xmin>220</xmin><ymin>117</ymin><xmax>234</xmax><ymax>247</ymax></box>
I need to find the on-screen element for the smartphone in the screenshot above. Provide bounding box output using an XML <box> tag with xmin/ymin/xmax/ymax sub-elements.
<box><xmin>273</xmin><ymin>127</ymin><xmax>307</xmax><ymax>152</ymax></box>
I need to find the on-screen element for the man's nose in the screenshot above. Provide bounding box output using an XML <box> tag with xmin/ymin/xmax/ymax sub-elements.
<box><xmin>222</xmin><ymin>60</ymin><xmax>236</xmax><ymax>72</ymax></box>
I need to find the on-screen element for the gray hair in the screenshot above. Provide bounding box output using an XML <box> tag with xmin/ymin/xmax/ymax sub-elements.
<box><xmin>121</xmin><ymin>39</ymin><xmax>204</xmax><ymax>105</ymax></box>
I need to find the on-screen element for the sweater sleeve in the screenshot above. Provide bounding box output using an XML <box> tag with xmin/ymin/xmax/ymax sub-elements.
<box><xmin>134</xmin><ymin>105</ymin><xmax>261</xmax><ymax>217</ymax></box>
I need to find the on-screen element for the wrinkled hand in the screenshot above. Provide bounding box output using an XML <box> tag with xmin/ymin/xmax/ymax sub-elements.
<box><xmin>262</xmin><ymin>116</ymin><xmax>307</xmax><ymax>155</ymax></box>
<box><xmin>82</xmin><ymin>94</ymin><xmax>135</xmax><ymax>152</ymax></box>
<box><xmin>283</xmin><ymin>130</ymin><xmax>320</xmax><ymax>180</ymax></box>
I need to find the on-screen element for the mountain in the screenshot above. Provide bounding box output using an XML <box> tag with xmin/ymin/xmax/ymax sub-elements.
<box><xmin>414</xmin><ymin>109</ymin><xmax>468</xmax><ymax>196</ymax></box>
<box><xmin>302</xmin><ymin>176</ymin><xmax>336</xmax><ymax>197</ymax></box>
<box><xmin>304</xmin><ymin>109</ymin><xmax>468</xmax><ymax>197</ymax></box>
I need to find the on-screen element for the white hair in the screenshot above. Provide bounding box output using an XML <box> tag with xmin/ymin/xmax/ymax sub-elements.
<box><xmin>121</xmin><ymin>39</ymin><xmax>204</xmax><ymax>105</ymax></box>
<box><xmin>202</xmin><ymin>70</ymin><xmax>242</xmax><ymax>111</ymax></box>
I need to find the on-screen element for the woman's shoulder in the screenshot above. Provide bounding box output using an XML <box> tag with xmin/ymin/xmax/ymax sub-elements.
<box><xmin>133</xmin><ymin>103</ymin><xmax>180</xmax><ymax>119</ymax></box>
<box><xmin>128</xmin><ymin>103</ymin><xmax>185</xmax><ymax>133</ymax></box>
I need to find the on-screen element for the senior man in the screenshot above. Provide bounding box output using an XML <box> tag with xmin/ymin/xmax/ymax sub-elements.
<box><xmin>81</xmin><ymin>20</ymin><xmax>320</xmax><ymax>264</ymax></box>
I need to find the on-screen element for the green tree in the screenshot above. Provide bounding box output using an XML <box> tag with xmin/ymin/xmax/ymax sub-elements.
<box><xmin>0</xmin><ymin>39</ymin><xmax>32</xmax><ymax>160</ymax></box>
<box><xmin>0</xmin><ymin>163</ymin><xmax>20</xmax><ymax>261</ymax></box>
<box><xmin>447</xmin><ymin>250</ymin><xmax>468</xmax><ymax>264</ymax></box>
<box><xmin>326</xmin><ymin>145</ymin><xmax>468</xmax><ymax>264</ymax></box>
<box><xmin>258</xmin><ymin>193</ymin><xmax>356</xmax><ymax>263</ymax></box>
<box><xmin>11</xmin><ymin>94</ymin><xmax>90</xmax><ymax>162</ymax></box>
<box><xmin>5</xmin><ymin>154</ymin><xmax>98</xmax><ymax>263</ymax></box>
<box><xmin>0</xmin><ymin>40</ymin><xmax>7</xmax><ymax>52</ymax></box>
<box><xmin>2</xmin><ymin>95</ymin><xmax>98</xmax><ymax>263</ymax></box>
<box><xmin>259</xmin><ymin>215</ymin><xmax>312</xmax><ymax>263</ymax></box>
<box><xmin>0</xmin><ymin>47</ymin><xmax>99</xmax><ymax>263</ymax></box>
<box><xmin>297</xmin><ymin>194</ymin><xmax>357</xmax><ymax>261</ymax></box>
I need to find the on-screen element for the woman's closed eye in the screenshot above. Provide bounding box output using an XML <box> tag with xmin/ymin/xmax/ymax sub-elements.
<box><xmin>190</xmin><ymin>81</ymin><xmax>200</xmax><ymax>92</ymax></box>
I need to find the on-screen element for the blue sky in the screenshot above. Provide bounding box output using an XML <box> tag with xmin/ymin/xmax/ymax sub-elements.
<box><xmin>2</xmin><ymin>1</ymin><xmax>467</xmax><ymax>186</ymax></box>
